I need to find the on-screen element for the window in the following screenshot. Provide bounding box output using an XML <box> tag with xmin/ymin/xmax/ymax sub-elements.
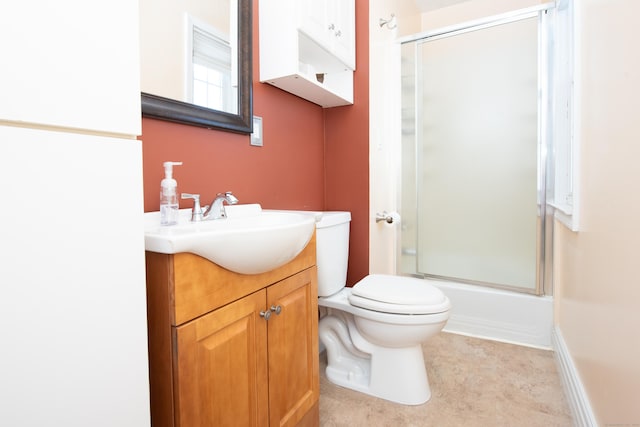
<box><xmin>550</xmin><ymin>0</ymin><xmax>579</xmax><ymax>231</ymax></box>
<box><xmin>186</xmin><ymin>16</ymin><xmax>237</xmax><ymax>113</ymax></box>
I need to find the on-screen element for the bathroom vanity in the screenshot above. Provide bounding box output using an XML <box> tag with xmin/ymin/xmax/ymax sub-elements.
<box><xmin>145</xmin><ymin>235</ymin><xmax>319</xmax><ymax>426</ymax></box>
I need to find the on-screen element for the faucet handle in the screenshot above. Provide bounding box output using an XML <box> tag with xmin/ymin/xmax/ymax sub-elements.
<box><xmin>181</xmin><ymin>193</ymin><xmax>203</xmax><ymax>222</ymax></box>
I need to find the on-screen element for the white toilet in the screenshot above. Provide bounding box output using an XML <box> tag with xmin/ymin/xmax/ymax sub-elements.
<box><xmin>315</xmin><ymin>211</ymin><xmax>451</xmax><ymax>405</ymax></box>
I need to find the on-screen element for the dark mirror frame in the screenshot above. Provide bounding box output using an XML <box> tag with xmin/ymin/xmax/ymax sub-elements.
<box><xmin>141</xmin><ymin>0</ymin><xmax>253</xmax><ymax>134</ymax></box>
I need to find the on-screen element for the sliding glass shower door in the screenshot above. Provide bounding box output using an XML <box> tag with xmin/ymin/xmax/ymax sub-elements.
<box><xmin>400</xmin><ymin>13</ymin><xmax>544</xmax><ymax>292</ymax></box>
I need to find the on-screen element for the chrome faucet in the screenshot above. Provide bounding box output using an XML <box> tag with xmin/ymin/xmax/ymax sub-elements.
<box><xmin>203</xmin><ymin>191</ymin><xmax>239</xmax><ymax>220</ymax></box>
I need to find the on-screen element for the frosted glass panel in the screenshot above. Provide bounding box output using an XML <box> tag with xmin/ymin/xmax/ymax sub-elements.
<box><xmin>411</xmin><ymin>18</ymin><xmax>539</xmax><ymax>289</ymax></box>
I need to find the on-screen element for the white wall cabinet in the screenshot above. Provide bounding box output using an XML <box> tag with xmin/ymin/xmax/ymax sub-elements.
<box><xmin>260</xmin><ymin>0</ymin><xmax>356</xmax><ymax>107</ymax></box>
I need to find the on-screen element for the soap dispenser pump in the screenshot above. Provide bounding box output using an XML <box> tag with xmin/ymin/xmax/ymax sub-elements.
<box><xmin>160</xmin><ymin>161</ymin><xmax>183</xmax><ymax>225</ymax></box>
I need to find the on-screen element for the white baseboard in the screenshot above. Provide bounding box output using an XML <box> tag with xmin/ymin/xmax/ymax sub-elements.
<box><xmin>431</xmin><ymin>280</ymin><xmax>554</xmax><ymax>349</ymax></box>
<box><xmin>551</xmin><ymin>326</ymin><xmax>598</xmax><ymax>426</ymax></box>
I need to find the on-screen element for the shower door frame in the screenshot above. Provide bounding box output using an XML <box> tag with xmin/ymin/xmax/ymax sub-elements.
<box><xmin>398</xmin><ymin>3</ymin><xmax>557</xmax><ymax>296</ymax></box>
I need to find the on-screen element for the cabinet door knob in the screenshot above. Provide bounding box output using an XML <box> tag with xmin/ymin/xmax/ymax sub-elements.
<box><xmin>328</xmin><ymin>23</ymin><xmax>335</xmax><ymax>30</ymax></box>
<box><xmin>335</xmin><ymin>30</ymin><xmax>342</xmax><ymax>37</ymax></box>
<box><xmin>259</xmin><ymin>310</ymin><xmax>271</xmax><ymax>321</ymax></box>
<box><xmin>270</xmin><ymin>305</ymin><xmax>282</xmax><ymax>315</ymax></box>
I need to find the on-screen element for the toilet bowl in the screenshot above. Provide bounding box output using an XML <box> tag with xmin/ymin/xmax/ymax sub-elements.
<box><xmin>314</xmin><ymin>212</ymin><xmax>451</xmax><ymax>405</ymax></box>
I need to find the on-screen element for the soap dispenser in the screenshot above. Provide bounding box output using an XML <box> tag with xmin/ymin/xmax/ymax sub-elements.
<box><xmin>160</xmin><ymin>161</ymin><xmax>183</xmax><ymax>226</ymax></box>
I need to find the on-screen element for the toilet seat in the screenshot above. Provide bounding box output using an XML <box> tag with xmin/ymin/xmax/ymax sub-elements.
<box><xmin>349</xmin><ymin>274</ymin><xmax>451</xmax><ymax>315</ymax></box>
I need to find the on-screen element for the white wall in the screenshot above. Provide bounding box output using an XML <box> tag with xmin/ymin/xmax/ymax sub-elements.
<box><xmin>554</xmin><ymin>0</ymin><xmax>640</xmax><ymax>423</ymax></box>
<box><xmin>0</xmin><ymin>1</ymin><xmax>150</xmax><ymax>426</ymax></box>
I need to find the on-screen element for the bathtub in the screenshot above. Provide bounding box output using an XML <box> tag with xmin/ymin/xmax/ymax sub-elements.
<box><xmin>429</xmin><ymin>279</ymin><xmax>553</xmax><ymax>349</ymax></box>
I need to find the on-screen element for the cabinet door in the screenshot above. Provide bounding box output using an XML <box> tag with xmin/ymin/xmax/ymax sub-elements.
<box><xmin>175</xmin><ymin>290</ymin><xmax>269</xmax><ymax>427</ymax></box>
<box><xmin>329</xmin><ymin>0</ymin><xmax>355</xmax><ymax>69</ymax></box>
<box><xmin>0</xmin><ymin>0</ymin><xmax>141</xmax><ymax>135</ymax></box>
<box><xmin>267</xmin><ymin>268</ymin><xmax>319</xmax><ymax>427</ymax></box>
<box><xmin>298</xmin><ymin>0</ymin><xmax>330</xmax><ymax>51</ymax></box>
<box><xmin>298</xmin><ymin>0</ymin><xmax>355</xmax><ymax>70</ymax></box>
<box><xmin>1</xmin><ymin>127</ymin><xmax>148</xmax><ymax>426</ymax></box>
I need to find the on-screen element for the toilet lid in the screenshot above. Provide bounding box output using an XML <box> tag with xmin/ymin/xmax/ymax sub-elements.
<box><xmin>349</xmin><ymin>274</ymin><xmax>450</xmax><ymax>315</ymax></box>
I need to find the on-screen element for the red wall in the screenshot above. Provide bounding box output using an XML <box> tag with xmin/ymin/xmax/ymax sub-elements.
<box><xmin>141</xmin><ymin>0</ymin><xmax>369</xmax><ymax>285</ymax></box>
<box><xmin>325</xmin><ymin>0</ymin><xmax>369</xmax><ymax>285</ymax></box>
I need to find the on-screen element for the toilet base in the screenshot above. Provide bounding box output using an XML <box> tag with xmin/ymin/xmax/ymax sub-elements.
<box><xmin>319</xmin><ymin>313</ymin><xmax>432</xmax><ymax>405</ymax></box>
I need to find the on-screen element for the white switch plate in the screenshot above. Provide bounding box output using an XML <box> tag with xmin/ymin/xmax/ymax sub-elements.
<box><xmin>251</xmin><ymin>116</ymin><xmax>263</xmax><ymax>146</ymax></box>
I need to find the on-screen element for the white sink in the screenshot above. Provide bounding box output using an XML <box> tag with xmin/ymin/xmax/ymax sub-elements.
<box><xmin>144</xmin><ymin>204</ymin><xmax>316</xmax><ymax>275</ymax></box>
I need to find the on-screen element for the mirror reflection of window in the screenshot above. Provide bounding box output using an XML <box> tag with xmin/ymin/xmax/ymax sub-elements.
<box><xmin>187</xmin><ymin>17</ymin><xmax>238</xmax><ymax>112</ymax></box>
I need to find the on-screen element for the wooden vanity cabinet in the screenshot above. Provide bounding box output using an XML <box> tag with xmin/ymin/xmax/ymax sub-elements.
<box><xmin>145</xmin><ymin>236</ymin><xmax>319</xmax><ymax>427</ymax></box>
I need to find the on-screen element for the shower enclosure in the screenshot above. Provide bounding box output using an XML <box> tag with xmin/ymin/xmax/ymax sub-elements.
<box><xmin>399</xmin><ymin>4</ymin><xmax>556</xmax><ymax>295</ymax></box>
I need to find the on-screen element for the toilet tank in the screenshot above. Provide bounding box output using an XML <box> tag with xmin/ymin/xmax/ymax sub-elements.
<box><xmin>315</xmin><ymin>211</ymin><xmax>351</xmax><ymax>297</ymax></box>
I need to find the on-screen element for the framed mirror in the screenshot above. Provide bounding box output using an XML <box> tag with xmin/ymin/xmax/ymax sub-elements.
<box><xmin>140</xmin><ymin>0</ymin><xmax>253</xmax><ymax>134</ymax></box>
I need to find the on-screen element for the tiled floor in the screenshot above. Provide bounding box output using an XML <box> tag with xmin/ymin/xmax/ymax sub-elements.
<box><xmin>318</xmin><ymin>332</ymin><xmax>573</xmax><ymax>426</ymax></box>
